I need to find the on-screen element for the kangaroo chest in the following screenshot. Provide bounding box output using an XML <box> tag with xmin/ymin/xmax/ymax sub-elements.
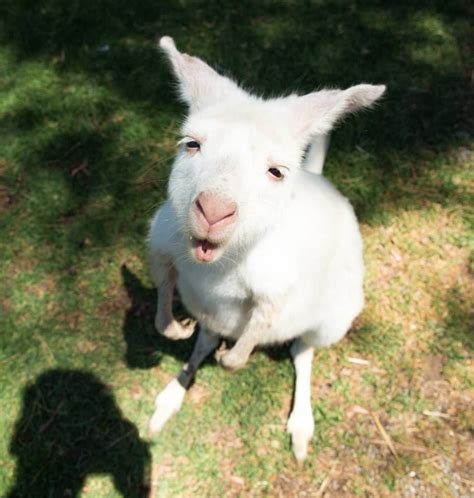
<box><xmin>176</xmin><ymin>262</ymin><xmax>250</xmax><ymax>338</ymax></box>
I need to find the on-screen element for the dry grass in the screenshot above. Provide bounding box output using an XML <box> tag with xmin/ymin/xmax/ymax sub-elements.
<box><xmin>1</xmin><ymin>1</ymin><xmax>473</xmax><ymax>496</ymax></box>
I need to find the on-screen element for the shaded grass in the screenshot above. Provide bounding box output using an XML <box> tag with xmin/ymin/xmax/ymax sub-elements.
<box><xmin>0</xmin><ymin>0</ymin><xmax>473</xmax><ymax>496</ymax></box>
<box><xmin>6</xmin><ymin>370</ymin><xmax>151</xmax><ymax>498</ymax></box>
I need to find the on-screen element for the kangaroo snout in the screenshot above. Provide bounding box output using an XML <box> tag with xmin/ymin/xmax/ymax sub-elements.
<box><xmin>193</xmin><ymin>192</ymin><xmax>237</xmax><ymax>235</ymax></box>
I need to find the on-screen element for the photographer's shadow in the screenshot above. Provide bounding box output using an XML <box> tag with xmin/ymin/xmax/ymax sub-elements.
<box><xmin>7</xmin><ymin>369</ymin><xmax>151</xmax><ymax>498</ymax></box>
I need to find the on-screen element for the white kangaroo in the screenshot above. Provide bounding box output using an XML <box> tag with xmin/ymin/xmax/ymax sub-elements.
<box><xmin>148</xmin><ymin>36</ymin><xmax>385</xmax><ymax>462</ymax></box>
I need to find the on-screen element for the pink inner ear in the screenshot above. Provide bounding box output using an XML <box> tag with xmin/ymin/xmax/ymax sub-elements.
<box><xmin>159</xmin><ymin>35</ymin><xmax>248</xmax><ymax>111</ymax></box>
<box><xmin>289</xmin><ymin>84</ymin><xmax>386</xmax><ymax>138</ymax></box>
<box><xmin>343</xmin><ymin>84</ymin><xmax>386</xmax><ymax>113</ymax></box>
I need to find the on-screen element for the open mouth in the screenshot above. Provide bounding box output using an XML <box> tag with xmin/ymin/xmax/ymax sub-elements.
<box><xmin>191</xmin><ymin>237</ymin><xmax>220</xmax><ymax>262</ymax></box>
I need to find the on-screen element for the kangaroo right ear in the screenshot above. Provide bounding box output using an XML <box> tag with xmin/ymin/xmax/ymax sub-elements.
<box><xmin>159</xmin><ymin>37</ymin><xmax>245</xmax><ymax>112</ymax></box>
<box><xmin>287</xmin><ymin>84</ymin><xmax>386</xmax><ymax>138</ymax></box>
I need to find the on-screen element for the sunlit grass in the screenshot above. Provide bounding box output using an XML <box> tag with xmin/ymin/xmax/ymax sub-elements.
<box><xmin>0</xmin><ymin>1</ymin><xmax>472</xmax><ymax>496</ymax></box>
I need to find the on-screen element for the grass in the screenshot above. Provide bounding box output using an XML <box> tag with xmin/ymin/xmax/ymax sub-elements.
<box><xmin>0</xmin><ymin>0</ymin><xmax>473</xmax><ymax>496</ymax></box>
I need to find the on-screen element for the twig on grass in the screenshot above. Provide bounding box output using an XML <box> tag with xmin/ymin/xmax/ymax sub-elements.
<box><xmin>371</xmin><ymin>440</ymin><xmax>427</xmax><ymax>454</ymax></box>
<box><xmin>316</xmin><ymin>467</ymin><xmax>337</xmax><ymax>497</ymax></box>
<box><xmin>370</xmin><ymin>412</ymin><xmax>399</xmax><ymax>460</ymax></box>
<box><xmin>34</xmin><ymin>331</ymin><xmax>56</xmax><ymax>367</ymax></box>
<box><xmin>347</xmin><ymin>356</ymin><xmax>370</xmax><ymax>366</ymax></box>
<box><xmin>422</xmin><ymin>410</ymin><xmax>451</xmax><ymax>419</ymax></box>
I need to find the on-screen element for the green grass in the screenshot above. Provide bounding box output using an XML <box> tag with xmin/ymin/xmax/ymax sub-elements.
<box><xmin>1</xmin><ymin>1</ymin><xmax>473</xmax><ymax>496</ymax></box>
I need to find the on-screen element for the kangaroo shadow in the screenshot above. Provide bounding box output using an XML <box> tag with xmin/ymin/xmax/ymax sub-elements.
<box><xmin>121</xmin><ymin>264</ymin><xmax>292</xmax><ymax>370</ymax></box>
<box><xmin>7</xmin><ymin>369</ymin><xmax>151</xmax><ymax>498</ymax></box>
<box><xmin>121</xmin><ymin>264</ymin><xmax>194</xmax><ymax>369</ymax></box>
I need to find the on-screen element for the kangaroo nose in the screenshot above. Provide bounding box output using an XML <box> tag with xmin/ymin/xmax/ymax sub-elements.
<box><xmin>194</xmin><ymin>192</ymin><xmax>237</xmax><ymax>228</ymax></box>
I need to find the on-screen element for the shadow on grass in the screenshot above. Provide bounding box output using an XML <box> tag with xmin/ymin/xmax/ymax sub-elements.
<box><xmin>434</xmin><ymin>284</ymin><xmax>474</xmax><ymax>357</ymax></box>
<box><xmin>121</xmin><ymin>264</ymin><xmax>290</xmax><ymax>370</ymax></box>
<box><xmin>0</xmin><ymin>0</ymin><xmax>472</xmax><ymax>256</ymax></box>
<box><xmin>121</xmin><ymin>264</ymin><xmax>194</xmax><ymax>369</ymax></box>
<box><xmin>7</xmin><ymin>369</ymin><xmax>151</xmax><ymax>498</ymax></box>
<box><xmin>1</xmin><ymin>0</ymin><xmax>471</xmax><ymax>148</ymax></box>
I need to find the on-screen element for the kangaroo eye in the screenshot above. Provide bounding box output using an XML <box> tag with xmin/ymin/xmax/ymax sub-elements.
<box><xmin>268</xmin><ymin>167</ymin><xmax>284</xmax><ymax>180</ymax></box>
<box><xmin>186</xmin><ymin>140</ymin><xmax>201</xmax><ymax>151</ymax></box>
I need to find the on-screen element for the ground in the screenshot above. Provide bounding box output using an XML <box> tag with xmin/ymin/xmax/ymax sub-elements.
<box><xmin>0</xmin><ymin>1</ymin><xmax>473</xmax><ymax>497</ymax></box>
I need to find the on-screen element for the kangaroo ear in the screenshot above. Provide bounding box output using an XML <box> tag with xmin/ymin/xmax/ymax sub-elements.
<box><xmin>159</xmin><ymin>37</ymin><xmax>245</xmax><ymax>111</ymax></box>
<box><xmin>289</xmin><ymin>84</ymin><xmax>386</xmax><ymax>138</ymax></box>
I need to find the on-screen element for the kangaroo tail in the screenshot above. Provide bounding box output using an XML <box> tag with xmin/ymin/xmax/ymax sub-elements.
<box><xmin>302</xmin><ymin>134</ymin><xmax>330</xmax><ymax>174</ymax></box>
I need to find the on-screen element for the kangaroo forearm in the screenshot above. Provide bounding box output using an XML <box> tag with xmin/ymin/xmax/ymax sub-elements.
<box><xmin>156</xmin><ymin>264</ymin><xmax>176</xmax><ymax>330</ymax></box>
<box><xmin>219</xmin><ymin>300</ymin><xmax>275</xmax><ymax>370</ymax></box>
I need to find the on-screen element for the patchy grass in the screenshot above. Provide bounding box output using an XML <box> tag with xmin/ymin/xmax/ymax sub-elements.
<box><xmin>0</xmin><ymin>1</ymin><xmax>473</xmax><ymax>497</ymax></box>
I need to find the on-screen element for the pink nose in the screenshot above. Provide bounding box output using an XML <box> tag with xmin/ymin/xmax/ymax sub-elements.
<box><xmin>194</xmin><ymin>192</ymin><xmax>237</xmax><ymax>230</ymax></box>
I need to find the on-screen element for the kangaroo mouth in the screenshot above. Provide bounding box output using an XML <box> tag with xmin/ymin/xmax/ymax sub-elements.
<box><xmin>191</xmin><ymin>237</ymin><xmax>220</xmax><ymax>263</ymax></box>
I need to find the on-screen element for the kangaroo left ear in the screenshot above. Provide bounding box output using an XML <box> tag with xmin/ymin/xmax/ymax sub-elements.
<box><xmin>159</xmin><ymin>37</ymin><xmax>246</xmax><ymax>112</ymax></box>
<box><xmin>288</xmin><ymin>84</ymin><xmax>386</xmax><ymax>138</ymax></box>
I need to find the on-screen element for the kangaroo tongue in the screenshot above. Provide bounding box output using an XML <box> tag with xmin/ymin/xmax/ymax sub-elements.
<box><xmin>195</xmin><ymin>239</ymin><xmax>218</xmax><ymax>262</ymax></box>
<box><xmin>202</xmin><ymin>240</ymin><xmax>214</xmax><ymax>252</ymax></box>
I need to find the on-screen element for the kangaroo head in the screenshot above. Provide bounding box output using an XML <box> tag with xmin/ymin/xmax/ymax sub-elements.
<box><xmin>160</xmin><ymin>37</ymin><xmax>385</xmax><ymax>263</ymax></box>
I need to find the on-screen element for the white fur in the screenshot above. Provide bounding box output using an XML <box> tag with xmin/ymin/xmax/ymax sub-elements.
<box><xmin>149</xmin><ymin>379</ymin><xmax>186</xmax><ymax>433</ymax></box>
<box><xmin>148</xmin><ymin>37</ymin><xmax>385</xmax><ymax>461</ymax></box>
<box><xmin>287</xmin><ymin>339</ymin><xmax>315</xmax><ymax>463</ymax></box>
